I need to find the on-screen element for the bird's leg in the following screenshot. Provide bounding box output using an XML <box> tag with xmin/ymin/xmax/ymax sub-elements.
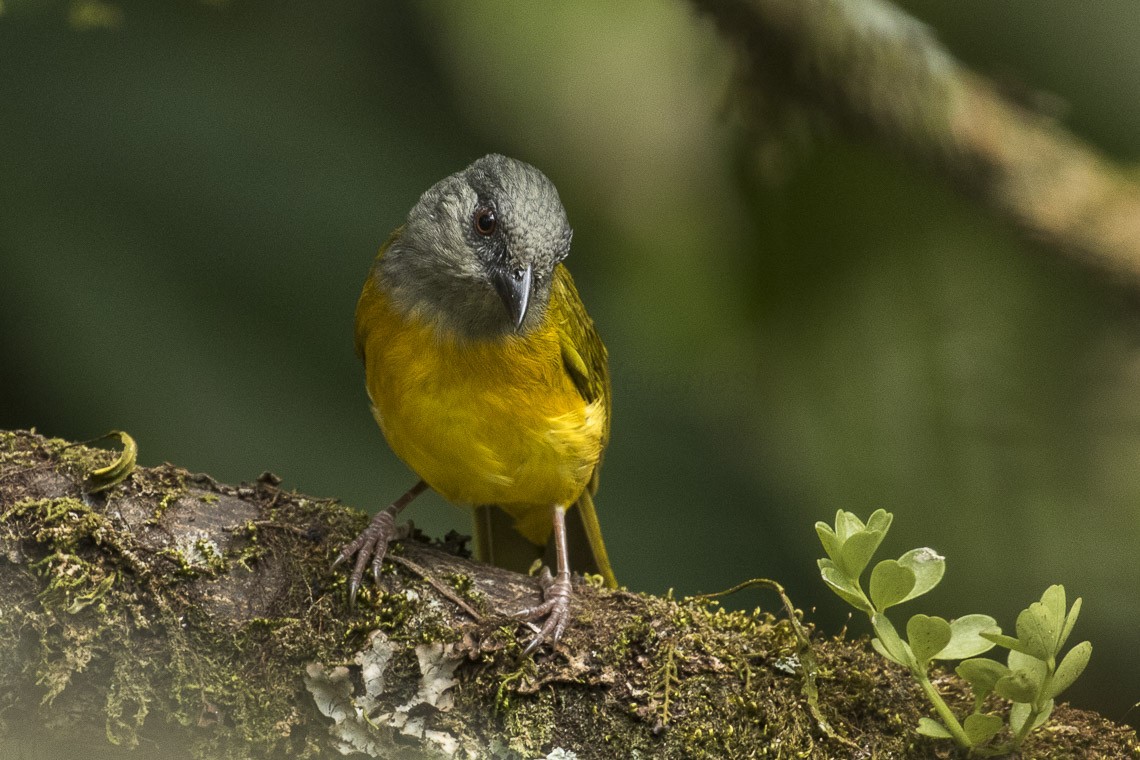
<box><xmin>334</xmin><ymin>479</ymin><xmax>428</xmax><ymax>605</ymax></box>
<box><xmin>515</xmin><ymin>504</ymin><xmax>573</xmax><ymax>655</ymax></box>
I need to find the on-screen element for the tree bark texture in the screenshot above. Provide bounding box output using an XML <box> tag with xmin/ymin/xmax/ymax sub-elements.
<box><xmin>0</xmin><ymin>430</ymin><xmax>1136</xmax><ymax>759</ymax></box>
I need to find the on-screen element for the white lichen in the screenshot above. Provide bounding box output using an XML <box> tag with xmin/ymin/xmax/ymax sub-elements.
<box><xmin>304</xmin><ymin>630</ymin><xmax>471</xmax><ymax>758</ymax></box>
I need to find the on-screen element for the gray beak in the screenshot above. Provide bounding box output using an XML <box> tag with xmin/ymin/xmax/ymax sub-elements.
<box><xmin>492</xmin><ymin>264</ymin><xmax>533</xmax><ymax>330</ymax></box>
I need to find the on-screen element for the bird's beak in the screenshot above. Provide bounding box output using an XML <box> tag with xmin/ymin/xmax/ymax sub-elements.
<box><xmin>492</xmin><ymin>264</ymin><xmax>533</xmax><ymax>330</ymax></box>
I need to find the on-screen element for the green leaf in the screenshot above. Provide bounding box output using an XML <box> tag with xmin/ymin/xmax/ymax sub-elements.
<box><xmin>980</xmin><ymin>629</ymin><xmax>1035</xmax><ymax>656</ymax></box>
<box><xmin>870</xmin><ymin>560</ymin><xmax>916</xmax><ymax>611</ymax></box>
<box><xmin>916</xmin><ymin>717</ymin><xmax>953</xmax><ymax>739</ymax></box>
<box><xmin>907</xmin><ymin>614</ymin><xmax>952</xmax><ymax>665</ymax></box>
<box><xmin>897</xmin><ymin>547</ymin><xmax>945</xmax><ymax>603</ymax></box>
<box><xmin>1058</xmin><ymin>597</ymin><xmax>1082</xmax><ymax>651</ymax></box>
<box><xmin>1015</xmin><ymin>604</ymin><xmax>1058</xmax><ymax>660</ymax></box>
<box><xmin>1008</xmin><ymin>650</ymin><xmax>1048</xmax><ymax>686</ymax></box>
<box><xmin>1040</xmin><ymin>585</ymin><xmax>1066</xmax><ymax>634</ymax></box>
<box><xmin>838</xmin><ymin>529</ymin><xmax>884</xmax><ymax>579</ymax></box>
<box><xmin>815</xmin><ymin>522</ymin><xmax>841</xmax><ymax>563</ymax></box>
<box><xmin>1048</xmin><ymin>641</ymin><xmax>1092</xmax><ymax>699</ymax></box>
<box><xmin>995</xmin><ymin>669</ymin><xmax>1040</xmax><ymax>704</ymax></box>
<box><xmin>865</xmin><ymin>509</ymin><xmax>893</xmax><ymax>536</ymax></box>
<box><xmin>955</xmin><ymin>658</ymin><xmax>1010</xmax><ymax>703</ymax></box>
<box><xmin>934</xmin><ymin>615</ymin><xmax>999</xmax><ymax>660</ymax></box>
<box><xmin>1010</xmin><ymin>700</ymin><xmax>1053</xmax><ymax>735</ymax></box>
<box><xmin>872</xmin><ymin>613</ymin><xmax>914</xmax><ymax>667</ymax></box>
<box><xmin>871</xmin><ymin>637</ymin><xmax>903</xmax><ymax>666</ymax></box>
<box><xmin>835</xmin><ymin>510</ymin><xmax>865</xmax><ymax>542</ymax></box>
<box><xmin>819</xmin><ymin>560</ymin><xmax>872</xmax><ymax>613</ymax></box>
<box><xmin>963</xmin><ymin>712</ymin><xmax>1003</xmax><ymax>746</ymax></box>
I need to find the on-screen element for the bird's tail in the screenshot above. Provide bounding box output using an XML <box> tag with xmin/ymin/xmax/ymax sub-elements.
<box><xmin>570</xmin><ymin>490</ymin><xmax>617</xmax><ymax>588</ymax></box>
<box><xmin>473</xmin><ymin>504</ymin><xmax>544</xmax><ymax>575</ymax></box>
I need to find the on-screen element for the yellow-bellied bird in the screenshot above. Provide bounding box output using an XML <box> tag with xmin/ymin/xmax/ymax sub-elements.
<box><xmin>336</xmin><ymin>154</ymin><xmax>617</xmax><ymax>653</ymax></box>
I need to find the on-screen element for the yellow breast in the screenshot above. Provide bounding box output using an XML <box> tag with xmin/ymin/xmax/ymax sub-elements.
<box><xmin>355</xmin><ymin>273</ymin><xmax>605</xmax><ymax>524</ymax></box>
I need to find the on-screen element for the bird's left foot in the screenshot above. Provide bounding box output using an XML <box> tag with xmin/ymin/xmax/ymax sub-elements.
<box><xmin>332</xmin><ymin>505</ymin><xmax>412</xmax><ymax>605</ymax></box>
<box><xmin>514</xmin><ymin>567</ymin><xmax>573</xmax><ymax>656</ymax></box>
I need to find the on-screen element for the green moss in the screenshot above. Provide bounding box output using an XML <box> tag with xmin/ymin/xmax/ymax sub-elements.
<box><xmin>2</xmin><ymin>430</ymin><xmax>1136</xmax><ymax>759</ymax></box>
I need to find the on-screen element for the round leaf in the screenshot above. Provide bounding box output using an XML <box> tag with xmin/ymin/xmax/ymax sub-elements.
<box><xmin>897</xmin><ymin>547</ymin><xmax>945</xmax><ymax>603</ymax></box>
<box><xmin>907</xmin><ymin>614</ymin><xmax>951</xmax><ymax>664</ymax></box>
<box><xmin>955</xmin><ymin>658</ymin><xmax>1010</xmax><ymax>701</ymax></box>
<box><xmin>964</xmin><ymin>713</ymin><xmax>1003</xmax><ymax>746</ymax></box>
<box><xmin>870</xmin><ymin>559</ymin><xmax>916</xmax><ymax>611</ymax></box>
<box><xmin>838</xmin><ymin>529</ymin><xmax>884</xmax><ymax>579</ymax></box>
<box><xmin>934</xmin><ymin>614</ymin><xmax>999</xmax><ymax>660</ymax></box>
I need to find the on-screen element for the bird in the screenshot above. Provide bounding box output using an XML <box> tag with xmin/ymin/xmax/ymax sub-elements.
<box><xmin>335</xmin><ymin>154</ymin><xmax>616</xmax><ymax>654</ymax></box>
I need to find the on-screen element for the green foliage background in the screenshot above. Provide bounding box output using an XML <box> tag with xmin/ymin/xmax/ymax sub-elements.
<box><xmin>1</xmin><ymin>0</ymin><xmax>1137</xmax><ymax>728</ymax></box>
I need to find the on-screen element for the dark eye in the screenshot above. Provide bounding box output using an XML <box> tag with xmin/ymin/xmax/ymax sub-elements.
<box><xmin>473</xmin><ymin>206</ymin><xmax>497</xmax><ymax>236</ymax></box>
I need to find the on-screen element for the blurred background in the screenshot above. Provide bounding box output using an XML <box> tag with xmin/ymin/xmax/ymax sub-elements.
<box><xmin>1</xmin><ymin>0</ymin><xmax>1137</xmax><ymax>729</ymax></box>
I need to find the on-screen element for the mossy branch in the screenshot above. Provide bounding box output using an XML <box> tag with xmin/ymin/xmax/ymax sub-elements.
<box><xmin>0</xmin><ymin>430</ymin><xmax>1136</xmax><ymax>759</ymax></box>
<box><xmin>693</xmin><ymin>0</ymin><xmax>1140</xmax><ymax>287</ymax></box>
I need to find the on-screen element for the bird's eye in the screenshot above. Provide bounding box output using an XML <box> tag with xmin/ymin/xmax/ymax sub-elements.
<box><xmin>473</xmin><ymin>206</ymin><xmax>497</xmax><ymax>236</ymax></box>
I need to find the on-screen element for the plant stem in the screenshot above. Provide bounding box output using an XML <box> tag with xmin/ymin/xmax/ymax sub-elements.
<box><xmin>915</xmin><ymin>670</ymin><xmax>972</xmax><ymax>748</ymax></box>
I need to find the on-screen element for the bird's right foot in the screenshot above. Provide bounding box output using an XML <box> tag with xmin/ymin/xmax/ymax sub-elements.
<box><xmin>333</xmin><ymin>480</ymin><xmax>428</xmax><ymax>605</ymax></box>
<box><xmin>333</xmin><ymin>504</ymin><xmax>410</xmax><ymax>605</ymax></box>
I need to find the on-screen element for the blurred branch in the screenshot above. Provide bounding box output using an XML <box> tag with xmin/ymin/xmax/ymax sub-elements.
<box><xmin>694</xmin><ymin>0</ymin><xmax>1140</xmax><ymax>286</ymax></box>
<box><xmin>2</xmin><ymin>429</ymin><xmax>1136</xmax><ymax>758</ymax></box>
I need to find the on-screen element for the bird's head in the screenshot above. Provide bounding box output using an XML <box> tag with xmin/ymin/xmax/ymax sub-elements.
<box><xmin>378</xmin><ymin>154</ymin><xmax>573</xmax><ymax>338</ymax></box>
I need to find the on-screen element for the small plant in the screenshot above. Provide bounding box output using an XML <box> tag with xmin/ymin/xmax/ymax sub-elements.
<box><xmin>816</xmin><ymin>509</ymin><xmax>1092</xmax><ymax>755</ymax></box>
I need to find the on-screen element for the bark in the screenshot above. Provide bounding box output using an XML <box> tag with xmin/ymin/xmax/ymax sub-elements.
<box><xmin>692</xmin><ymin>0</ymin><xmax>1140</xmax><ymax>288</ymax></box>
<box><xmin>0</xmin><ymin>430</ymin><xmax>1136</xmax><ymax>759</ymax></box>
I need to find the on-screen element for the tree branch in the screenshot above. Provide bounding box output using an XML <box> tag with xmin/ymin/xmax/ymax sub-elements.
<box><xmin>693</xmin><ymin>0</ymin><xmax>1140</xmax><ymax>286</ymax></box>
<box><xmin>0</xmin><ymin>430</ymin><xmax>1135</xmax><ymax>758</ymax></box>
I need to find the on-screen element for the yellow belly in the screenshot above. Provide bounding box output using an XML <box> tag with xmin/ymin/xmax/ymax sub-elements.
<box><xmin>356</xmin><ymin>278</ymin><xmax>605</xmax><ymax>537</ymax></box>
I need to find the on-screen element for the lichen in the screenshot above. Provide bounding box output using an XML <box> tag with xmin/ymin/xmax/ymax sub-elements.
<box><xmin>305</xmin><ymin>631</ymin><xmax>471</xmax><ymax>758</ymax></box>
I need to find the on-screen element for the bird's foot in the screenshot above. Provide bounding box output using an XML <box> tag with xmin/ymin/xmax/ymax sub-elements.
<box><xmin>333</xmin><ymin>505</ymin><xmax>412</xmax><ymax>605</ymax></box>
<box><xmin>514</xmin><ymin>566</ymin><xmax>573</xmax><ymax>656</ymax></box>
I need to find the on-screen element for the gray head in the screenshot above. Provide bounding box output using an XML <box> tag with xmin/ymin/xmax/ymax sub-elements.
<box><xmin>377</xmin><ymin>154</ymin><xmax>573</xmax><ymax>338</ymax></box>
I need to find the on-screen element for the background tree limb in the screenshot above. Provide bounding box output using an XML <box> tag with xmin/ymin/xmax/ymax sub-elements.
<box><xmin>1</xmin><ymin>430</ymin><xmax>1136</xmax><ymax>758</ymax></box>
<box><xmin>693</xmin><ymin>0</ymin><xmax>1140</xmax><ymax>286</ymax></box>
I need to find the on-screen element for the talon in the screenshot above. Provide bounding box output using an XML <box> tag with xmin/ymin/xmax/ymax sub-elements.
<box><xmin>333</xmin><ymin>505</ymin><xmax>401</xmax><ymax>606</ymax></box>
<box><xmin>332</xmin><ymin>481</ymin><xmax>428</xmax><ymax>606</ymax></box>
<box><xmin>516</xmin><ymin>568</ymin><xmax>573</xmax><ymax>655</ymax></box>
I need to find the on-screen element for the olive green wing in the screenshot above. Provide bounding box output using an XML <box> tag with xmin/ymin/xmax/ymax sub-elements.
<box><xmin>552</xmin><ymin>264</ymin><xmax>612</xmax><ymax>460</ymax></box>
<box><xmin>551</xmin><ymin>264</ymin><xmax>617</xmax><ymax>588</ymax></box>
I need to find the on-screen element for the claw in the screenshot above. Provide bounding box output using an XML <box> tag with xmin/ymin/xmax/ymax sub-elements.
<box><xmin>332</xmin><ymin>481</ymin><xmax>427</xmax><ymax>606</ymax></box>
<box><xmin>515</xmin><ymin>567</ymin><xmax>573</xmax><ymax>655</ymax></box>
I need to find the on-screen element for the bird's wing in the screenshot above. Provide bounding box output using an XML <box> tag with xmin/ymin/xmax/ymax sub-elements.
<box><xmin>551</xmin><ymin>264</ymin><xmax>617</xmax><ymax>588</ymax></box>
<box><xmin>551</xmin><ymin>263</ymin><xmax>612</xmax><ymax>467</ymax></box>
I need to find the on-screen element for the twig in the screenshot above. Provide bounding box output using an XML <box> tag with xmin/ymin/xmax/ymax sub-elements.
<box><xmin>692</xmin><ymin>0</ymin><xmax>1140</xmax><ymax>287</ymax></box>
<box><xmin>387</xmin><ymin>553</ymin><xmax>485</xmax><ymax>623</ymax></box>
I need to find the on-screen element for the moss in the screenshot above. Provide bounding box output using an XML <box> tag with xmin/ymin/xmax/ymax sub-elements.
<box><xmin>1</xmin><ymin>429</ymin><xmax>1137</xmax><ymax>759</ymax></box>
